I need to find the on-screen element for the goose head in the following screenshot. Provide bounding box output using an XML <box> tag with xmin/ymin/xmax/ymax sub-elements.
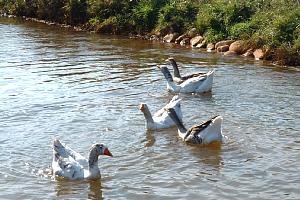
<box><xmin>91</xmin><ymin>144</ymin><xmax>113</xmax><ymax>157</ymax></box>
<box><xmin>165</xmin><ymin>57</ymin><xmax>181</xmax><ymax>79</ymax></box>
<box><xmin>139</xmin><ymin>103</ymin><xmax>155</xmax><ymax>127</ymax></box>
<box><xmin>165</xmin><ymin>57</ymin><xmax>176</xmax><ymax>65</ymax></box>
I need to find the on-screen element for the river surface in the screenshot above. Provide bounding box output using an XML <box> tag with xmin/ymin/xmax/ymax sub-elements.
<box><xmin>0</xmin><ymin>17</ymin><xmax>299</xmax><ymax>200</ymax></box>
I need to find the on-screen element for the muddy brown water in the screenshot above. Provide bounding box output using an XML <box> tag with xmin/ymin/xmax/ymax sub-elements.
<box><xmin>0</xmin><ymin>17</ymin><xmax>299</xmax><ymax>199</ymax></box>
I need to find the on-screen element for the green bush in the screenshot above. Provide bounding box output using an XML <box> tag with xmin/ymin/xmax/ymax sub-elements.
<box><xmin>64</xmin><ymin>0</ymin><xmax>87</xmax><ymax>25</ymax></box>
<box><xmin>157</xmin><ymin>1</ymin><xmax>198</xmax><ymax>34</ymax></box>
<box><xmin>131</xmin><ymin>0</ymin><xmax>158</xmax><ymax>33</ymax></box>
<box><xmin>196</xmin><ymin>0</ymin><xmax>254</xmax><ymax>42</ymax></box>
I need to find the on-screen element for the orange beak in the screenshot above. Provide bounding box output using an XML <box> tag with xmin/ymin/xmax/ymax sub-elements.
<box><xmin>104</xmin><ymin>148</ymin><xmax>113</xmax><ymax>157</ymax></box>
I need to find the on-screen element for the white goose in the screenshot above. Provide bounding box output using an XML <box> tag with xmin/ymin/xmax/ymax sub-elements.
<box><xmin>52</xmin><ymin>139</ymin><xmax>112</xmax><ymax>180</ymax></box>
<box><xmin>158</xmin><ymin>65</ymin><xmax>214</xmax><ymax>93</ymax></box>
<box><xmin>139</xmin><ymin>95</ymin><xmax>183</xmax><ymax>130</ymax></box>
<box><xmin>166</xmin><ymin>107</ymin><xmax>224</xmax><ymax>144</ymax></box>
<box><xmin>166</xmin><ymin>57</ymin><xmax>207</xmax><ymax>84</ymax></box>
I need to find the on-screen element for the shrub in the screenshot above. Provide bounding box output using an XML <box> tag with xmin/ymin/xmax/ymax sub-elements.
<box><xmin>64</xmin><ymin>0</ymin><xmax>88</xmax><ymax>25</ymax></box>
<box><xmin>131</xmin><ymin>0</ymin><xmax>158</xmax><ymax>33</ymax></box>
<box><xmin>196</xmin><ymin>0</ymin><xmax>254</xmax><ymax>42</ymax></box>
<box><xmin>157</xmin><ymin>1</ymin><xmax>198</xmax><ymax>34</ymax></box>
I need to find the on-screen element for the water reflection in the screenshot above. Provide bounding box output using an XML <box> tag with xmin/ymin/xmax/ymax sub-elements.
<box><xmin>88</xmin><ymin>179</ymin><xmax>103</xmax><ymax>200</ymax></box>
<box><xmin>143</xmin><ymin>130</ymin><xmax>156</xmax><ymax>147</ymax></box>
<box><xmin>55</xmin><ymin>178</ymin><xmax>103</xmax><ymax>199</ymax></box>
<box><xmin>188</xmin><ymin>143</ymin><xmax>223</xmax><ymax>168</ymax></box>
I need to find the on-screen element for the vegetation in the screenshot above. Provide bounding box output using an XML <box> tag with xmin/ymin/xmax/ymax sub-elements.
<box><xmin>1</xmin><ymin>0</ymin><xmax>300</xmax><ymax>65</ymax></box>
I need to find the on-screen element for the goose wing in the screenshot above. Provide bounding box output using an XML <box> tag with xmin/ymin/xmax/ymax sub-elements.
<box><xmin>53</xmin><ymin>139</ymin><xmax>88</xmax><ymax>166</ymax></box>
<box><xmin>179</xmin><ymin>75</ymin><xmax>207</xmax><ymax>92</ymax></box>
<box><xmin>52</xmin><ymin>152</ymin><xmax>84</xmax><ymax>179</ymax></box>
<box><xmin>153</xmin><ymin>95</ymin><xmax>181</xmax><ymax>118</ymax></box>
<box><xmin>181</xmin><ymin>72</ymin><xmax>207</xmax><ymax>81</ymax></box>
<box><xmin>183</xmin><ymin>117</ymin><xmax>215</xmax><ymax>144</ymax></box>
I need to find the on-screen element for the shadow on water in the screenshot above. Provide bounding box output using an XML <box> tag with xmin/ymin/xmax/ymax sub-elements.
<box><xmin>55</xmin><ymin>178</ymin><xmax>103</xmax><ymax>200</ymax></box>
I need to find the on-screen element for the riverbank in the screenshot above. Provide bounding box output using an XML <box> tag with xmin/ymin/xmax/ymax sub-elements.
<box><xmin>1</xmin><ymin>13</ymin><xmax>298</xmax><ymax>67</ymax></box>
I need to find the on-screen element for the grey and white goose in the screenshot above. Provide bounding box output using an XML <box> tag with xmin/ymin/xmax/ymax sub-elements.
<box><xmin>140</xmin><ymin>95</ymin><xmax>182</xmax><ymax>130</ymax></box>
<box><xmin>52</xmin><ymin>139</ymin><xmax>112</xmax><ymax>180</ymax></box>
<box><xmin>166</xmin><ymin>107</ymin><xmax>224</xmax><ymax>144</ymax></box>
<box><xmin>158</xmin><ymin>65</ymin><xmax>214</xmax><ymax>93</ymax></box>
<box><xmin>166</xmin><ymin>57</ymin><xmax>207</xmax><ymax>84</ymax></box>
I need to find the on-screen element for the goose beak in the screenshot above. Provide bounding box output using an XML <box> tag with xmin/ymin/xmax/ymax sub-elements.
<box><xmin>139</xmin><ymin>103</ymin><xmax>145</xmax><ymax>111</ymax></box>
<box><xmin>104</xmin><ymin>148</ymin><xmax>113</xmax><ymax>157</ymax></box>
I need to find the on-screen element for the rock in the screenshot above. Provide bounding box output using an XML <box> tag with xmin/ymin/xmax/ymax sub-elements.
<box><xmin>196</xmin><ymin>41</ymin><xmax>206</xmax><ymax>48</ymax></box>
<box><xmin>215</xmin><ymin>40</ymin><xmax>234</xmax><ymax>49</ymax></box>
<box><xmin>163</xmin><ymin>33</ymin><xmax>179</xmax><ymax>43</ymax></box>
<box><xmin>187</xmin><ymin>28</ymin><xmax>197</xmax><ymax>38</ymax></box>
<box><xmin>207</xmin><ymin>43</ymin><xmax>215</xmax><ymax>52</ymax></box>
<box><xmin>150</xmin><ymin>35</ymin><xmax>160</xmax><ymax>41</ymax></box>
<box><xmin>224</xmin><ymin>51</ymin><xmax>237</xmax><ymax>56</ymax></box>
<box><xmin>190</xmin><ymin>36</ymin><xmax>204</xmax><ymax>47</ymax></box>
<box><xmin>243</xmin><ymin>49</ymin><xmax>254</xmax><ymax>57</ymax></box>
<box><xmin>175</xmin><ymin>34</ymin><xmax>187</xmax><ymax>44</ymax></box>
<box><xmin>180</xmin><ymin>38</ymin><xmax>190</xmax><ymax>46</ymax></box>
<box><xmin>229</xmin><ymin>40</ymin><xmax>244</xmax><ymax>54</ymax></box>
<box><xmin>253</xmin><ymin>49</ymin><xmax>265</xmax><ymax>60</ymax></box>
<box><xmin>217</xmin><ymin>45</ymin><xmax>229</xmax><ymax>52</ymax></box>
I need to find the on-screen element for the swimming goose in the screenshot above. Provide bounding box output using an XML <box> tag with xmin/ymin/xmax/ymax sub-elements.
<box><xmin>52</xmin><ymin>139</ymin><xmax>112</xmax><ymax>180</ymax></box>
<box><xmin>158</xmin><ymin>65</ymin><xmax>214</xmax><ymax>93</ymax></box>
<box><xmin>139</xmin><ymin>95</ymin><xmax>183</xmax><ymax>130</ymax></box>
<box><xmin>166</xmin><ymin>107</ymin><xmax>223</xmax><ymax>144</ymax></box>
<box><xmin>166</xmin><ymin>57</ymin><xmax>207</xmax><ymax>83</ymax></box>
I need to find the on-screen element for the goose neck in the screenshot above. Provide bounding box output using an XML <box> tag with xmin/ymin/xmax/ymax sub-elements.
<box><xmin>142</xmin><ymin>105</ymin><xmax>154</xmax><ymax>126</ymax></box>
<box><xmin>170</xmin><ymin>60</ymin><xmax>181</xmax><ymax>78</ymax></box>
<box><xmin>88</xmin><ymin>147</ymin><xmax>100</xmax><ymax>169</ymax></box>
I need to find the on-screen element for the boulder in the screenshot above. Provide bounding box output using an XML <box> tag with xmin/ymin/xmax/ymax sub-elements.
<box><xmin>187</xmin><ymin>28</ymin><xmax>197</xmax><ymax>38</ymax></box>
<box><xmin>243</xmin><ymin>49</ymin><xmax>254</xmax><ymax>57</ymax></box>
<box><xmin>150</xmin><ymin>35</ymin><xmax>160</xmax><ymax>41</ymax></box>
<box><xmin>163</xmin><ymin>33</ymin><xmax>178</xmax><ymax>43</ymax></box>
<box><xmin>190</xmin><ymin>36</ymin><xmax>204</xmax><ymax>47</ymax></box>
<box><xmin>175</xmin><ymin>34</ymin><xmax>187</xmax><ymax>44</ymax></box>
<box><xmin>217</xmin><ymin>45</ymin><xmax>229</xmax><ymax>52</ymax></box>
<box><xmin>180</xmin><ymin>38</ymin><xmax>190</xmax><ymax>46</ymax></box>
<box><xmin>253</xmin><ymin>49</ymin><xmax>265</xmax><ymax>60</ymax></box>
<box><xmin>207</xmin><ymin>43</ymin><xmax>215</xmax><ymax>52</ymax></box>
<box><xmin>215</xmin><ymin>40</ymin><xmax>234</xmax><ymax>49</ymax></box>
<box><xmin>196</xmin><ymin>41</ymin><xmax>206</xmax><ymax>48</ymax></box>
<box><xmin>229</xmin><ymin>40</ymin><xmax>244</xmax><ymax>54</ymax></box>
<box><xmin>224</xmin><ymin>51</ymin><xmax>237</xmax><ymax>56</ymax></box>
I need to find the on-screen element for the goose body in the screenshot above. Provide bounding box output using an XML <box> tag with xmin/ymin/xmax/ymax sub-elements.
<box><xmin>52</xmin><ymin>139</ymin><xmax>112</xmax><ymax>180</ymax></box>
<box><xmin>166</xmin><ymin>108</ymin><xmax>224</xmax><ymax>144</ymax></box>
<box><xmin>158</xmin><ymin>65</ymin><xmax>214</xmax><ymax>93</ymax></box>
<box><xmin>166</xmin><ymin>57</ymin><xmax>207</xmax><ymax>84</ymax></box>
<box><xmin>140</xmin><ymin>95</ymin><xmax>183</xmax><ymax>130</ymax></box>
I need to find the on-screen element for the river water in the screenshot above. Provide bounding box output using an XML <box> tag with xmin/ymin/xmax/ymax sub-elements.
<box><xmin>0</xmin><ymin>17</ymin><xmax>299</xmax><ymax>200</ymax></box>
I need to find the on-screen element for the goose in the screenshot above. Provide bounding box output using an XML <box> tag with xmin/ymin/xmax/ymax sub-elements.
<box><xmin>52</xmin><ymin>139</ymin><xmax>112</xmax><ymax>180</ymax></box>
<box><xmin>166</xmin><ymin>57</ymin><xmax>207</xmax><ymax>83</ymax></box>
<box><xmin>139</xmin><ymin>95</ymin><xmax>183</xmax><ymax>130</ymax></box>
<box><xmin>158</xmin><ymin>65</ymin><xmax>214</xmax><ymax>93</ymax></box>
<box><xmin>166</xmin><ymin>107</ymin><xmax>224</xmax><ymax>144</ymax></box>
